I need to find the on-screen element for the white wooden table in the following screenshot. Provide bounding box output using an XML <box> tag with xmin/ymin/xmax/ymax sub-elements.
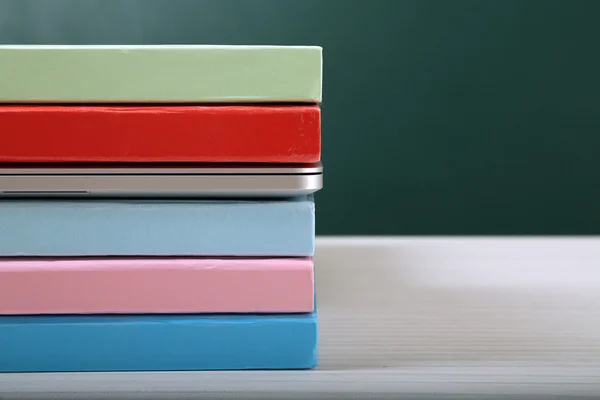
<box><xmin>2</xmin><ymin>237</ymin><xmax>600</xmax><ymax>399</ymax></box>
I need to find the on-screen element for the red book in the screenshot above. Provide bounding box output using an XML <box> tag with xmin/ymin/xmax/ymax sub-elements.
<box><xmin>0</xmin><ymin>105</ymin><xmax>320</xmax><ymax>163</ymax></box>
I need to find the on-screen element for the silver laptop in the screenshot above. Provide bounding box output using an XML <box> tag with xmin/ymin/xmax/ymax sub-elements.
<box><xmin>0</xmin><ymin>163</ymin><xmax>323</xmax><ymax>198</ymax></box>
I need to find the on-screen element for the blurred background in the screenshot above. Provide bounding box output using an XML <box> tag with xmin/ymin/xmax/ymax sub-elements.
<box><xmin>2</xmin><ymin>0</ymin><xmax>599</xmax><ymax>235</ymax></box>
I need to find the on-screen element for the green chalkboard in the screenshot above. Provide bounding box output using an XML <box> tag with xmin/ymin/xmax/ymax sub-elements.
<box><xmin>2</xmin><ymin>0</ymin><xmax>600</xmax><ymax>235</ymax></box>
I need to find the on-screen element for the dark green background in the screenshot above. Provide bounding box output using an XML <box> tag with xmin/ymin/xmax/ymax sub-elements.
<box><xmin>2</xmin><ymin>0</ymin><xmax>599</xmax><ymax>235</ymax></box>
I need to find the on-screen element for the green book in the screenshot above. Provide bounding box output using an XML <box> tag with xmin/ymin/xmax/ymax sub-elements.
<box><xmin>0</xmin><ymin>45</ymin><xmax>322</xmax><ymax>103</ymax></box>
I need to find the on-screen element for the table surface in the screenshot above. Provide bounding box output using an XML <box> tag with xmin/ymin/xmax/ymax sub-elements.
<box><xmin>2</xmin><ymin>236</ymin><xmax>600</xmax><ymax>399</ymax></box>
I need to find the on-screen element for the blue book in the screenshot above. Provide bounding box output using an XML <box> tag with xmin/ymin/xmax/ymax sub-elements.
<box><xmin>0</xmin><ymin>312</ymin><xmax>318</xmax><ymax>372</ymax></box>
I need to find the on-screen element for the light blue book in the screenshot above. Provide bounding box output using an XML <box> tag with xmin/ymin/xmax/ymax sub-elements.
<box><xmin>0</xmin><ymin>197</ymin><xmax>314</xmax><ymax>256</ymax></box>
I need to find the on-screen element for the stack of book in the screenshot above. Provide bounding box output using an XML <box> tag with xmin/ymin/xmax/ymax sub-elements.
<box><xmin>0</xmin><ymin>45</ymin><xmax>323</xmax><ymax>372</ymax></box>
